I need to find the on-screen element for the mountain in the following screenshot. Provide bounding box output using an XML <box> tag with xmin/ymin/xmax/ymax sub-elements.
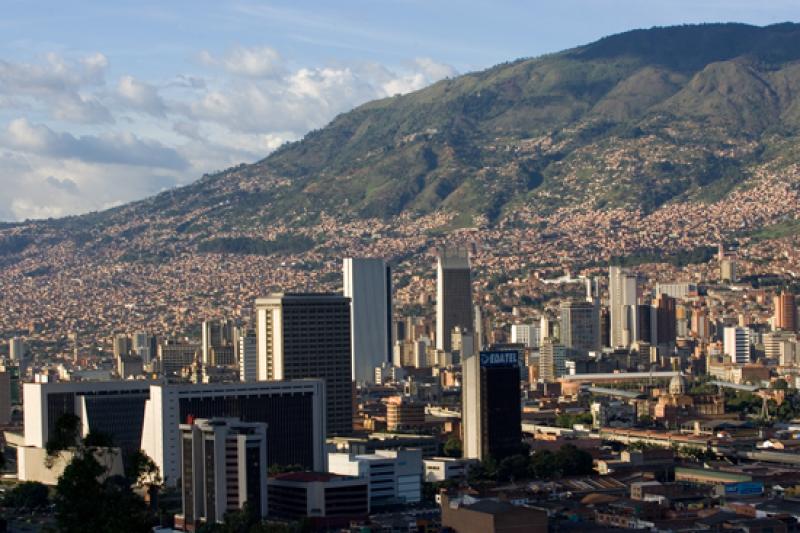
<box><xmin>4</xmin><ymin>23</ymin><xmax>800</xmax><ymax>334</ymax></box>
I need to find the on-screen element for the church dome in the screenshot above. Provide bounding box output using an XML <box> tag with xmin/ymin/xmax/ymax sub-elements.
<box><xmin>669</xmin><ymin>374</ymin><xmax>687</xmax><ymax>395</ymax></box>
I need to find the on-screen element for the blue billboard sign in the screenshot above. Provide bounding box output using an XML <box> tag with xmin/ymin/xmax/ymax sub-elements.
<box><xmin>480</xmin><ymin>350</ymin><xmax>519</xmax><ymax>368</ymax></box>
<box><xmin>724</xmin><ymin>481</ymin><xmax>763</xmax><ymax>496</ymax></box>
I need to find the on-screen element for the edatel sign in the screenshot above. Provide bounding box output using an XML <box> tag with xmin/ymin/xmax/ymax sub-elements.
<box><xmin>479</xmin><ymin>350</ymin><xmax>519</xmax><ymax>368</ymax></box>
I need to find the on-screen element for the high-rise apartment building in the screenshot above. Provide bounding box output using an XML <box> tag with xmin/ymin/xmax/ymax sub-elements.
<box><xmin>436</xmin><ymin>248</ymin><xmax>472</xmax><ymax>353</ymax></box>
<box><xmin>202</xmin><ymin>319</ymin><xmax>237</xmax><ymax>367</ymax></box>
<box><xmin>609</xmin><ymin>266</ymin><xmax>638</xmax><ymax>348</ymax></box>
<box><xmin>176</xmin><ymin>418</ymin><xmax>268</xmax><ymax>530</ymax></box>
<box><xmin>462</xmin><ymin>350</ymin><xmax>521</xmax><ymax>461</ymax></box>
<box><xmin>720</xmin><ymin>258</ymin><xmax>738</xmax><ymax>283</ymax></box>
<box><xmin>510</xmin><ymin>324</ymin><xmax>540</xmax><ymax>348</ymax></box>
<box><xmin>774</xmin><ymin>292</ymin><xmax>797</xmax><ymax>332</ymax></box>
<box><xmin>238</xmin><ymin>330</ymin><xmax>257</xmax><ymax>382</ymax></box>
<box><xmin>559</xmin><ymin>300</ymin><xmax>598</xmax><ymax>356</ymax></box>
<box><xmin>9</xmin><ymin>337</ymin><xmax>25</xmax><ymax>361</ymax></box>
<box><xmin>723</xmin><ymin>327</ymin><xmax>751</xmax><ymax>365</ymax></box>
<box><xmin>343</xmin><ymin>258</ymin><xmax>392</xmax><ymax>384</ymax></box>
<box><xmin>255</xmin><ymin>293</ymin><xmax>353</xmax><ymax>436</ymax></box>
<box><xmin>112</xmin><ymin>333</ymin><xmax>131</xmax><ymax>359</ymax></box>
<box><xmin>539</xmin><ymin>340</ymin><xmax>567</xmax><ymax>383</ymax></box>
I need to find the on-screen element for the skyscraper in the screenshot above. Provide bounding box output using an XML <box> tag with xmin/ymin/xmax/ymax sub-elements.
<box><xmin>436</xmin><ymin>248</ymin><xmax>472</xmax><ymax>353</ymax></box>
<box><xmin>462</xmin><ymin>350</ymin><xmax>521</xmax><ymax>461</ymax></box>
<box><xmin>510</xmin><ymin>324</ymin><xmax>540</xmax><ymax>349</ymax></box>
<box><xmin>176</xmin><ymin>418</ymin><xmax>268</xmax><ymax>529</ymax></box>
<box><xmin>9</xmin><ymin>337</ymin><xmax>25</xmax><ymax>362</ymax></box>
<box><xmin>343</xmin><ymin>258</ymin><xmax>392</xmax><ymax>384</ymax></box>
<box><xmin>238</xmin><ymin>329</ymin><xmax>257</xmax><ymax>382</ymax></box>
<box><xmin>774</xmin><ymin>292</ymin><xmax>797</xmax><ymax>332</ymax></box>
<box><xmin>539</xmin><ymin>340</ymin><xmax>567</xmax><ymax>383</ymax></box>
<box><xmin>653</xmin><ymin>294</ymin><xmax>677</xmax><ymax>345</ymax></box>
<box><xmin>609</xmin><ymin>266</ymin><xmax>638</xmax><ymax>348</ymax></box>
<box><xmin>724</xmin><ymin>327</ymin><xmax>751</xmax><ymax>365</ymax></box>
<box><xmin>559</xmin><ymin>300</ymin><xmax>599</xmax><ymax>356</ymax></box>
<box><xmin>255</xmin><ymin>294</ymin><xmax>353</xmax><ymax>436</ymax></box>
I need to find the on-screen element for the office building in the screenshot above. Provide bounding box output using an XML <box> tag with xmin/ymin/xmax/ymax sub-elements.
<box><xmin>176</xmin><ymin>418</ymin><xmax>267</xmax><ymax>530</ymax></box>
<box><xmin>112</xmin><ymin>333</ymin><xmax>131</xmax><ymax>359</ymax></box>
<box><xmin>774</xmin><ymin>292</ymin><xmax>797</xmax><ymax>332</ymax></box>
<box><xmin>451</xmin><ymin>326</ymin><xmax>474</xmax><ymax>363</ymax></box>
<box><xmin>238</xmin><ymin>330</ymin><xmax>257</xmax><ymax>382</ymax></box>
<box><xmin>9</xmin><ymin>337</ymin><xmax>25</xmax><ymax>361</ymax></box>
<box><xmin>510</xmin><ymin>324</ymin><xmax>540</xmax><ymax>349</ymax></box>
<box><xmin>653</xmin><ymin>294</ymin><xmax>677</xmax><ymax>345</ymax></box>
<box><xmin>539</xmin><ymin>340</ymin><xmax>567</xmax><ymax>383</ymax></box>
<box><xmin>268</xmin><ymin>472</ymin><xmax>369</xmax><ymax>528</ymax></box>
<box><xmin>328</xmin><ymin>433</ymin><xmax>439</xmax><ymax>458</ymax></box>
<box><xmin>22</xmin><ymin>380</ymin><xmax>152</xmax><ymax>455</ymax></box>
<box><xmin>723</xmin><ymin>327</ymin><xmax>751</xmax><ymax>365</ymax></box>
<box><xmin>201</xmin><ymin>319</ymin><xmax>237</xmax><ymax>367</ymax></box>
<box><xmin>462</xmin><ymin>350</ymin><xmax>522</xmax><ymax>461</ymax></box>
<box><xmin>132</xmin><ymin>331</ymin><xmax>154</xmax><ymax>364</ymax></box>
<box><xmin>720</xmin><ymin>258</ymin><xmax>738</xmax><ymax>283</ymax></box>
<box><xmin>343</xmin><ymin>258</ymin><xmax>392</xmax><ymax>384</ymax></box>
<box><xmin>609</xmin><ymin>266</ymin><xmax>638</xmax><ymax>348</ymax></box>
<box><xmin>559</xmin><ymin>300</ymin><xmax>598</xmax><ymax>356</ymax></box>
<box><xmin>141</xmin><ymin>380</ymin><xmax>327</xmax><ymax>486</ymax></box>
<box><xmin>328</xmin><ymin>448</ymin><xmax>422</xmax><ymax>508</ymax></box>
<box><xmin>385</xmin><ymin>396</ymin><xmax>425</xmax><ymax>432</ymax></box>
<box><xmin>655</xmin><ymin>283</ymin><xmax>697</xmax><ymax>300</ymax></box>
<box><xmin>0</xmin><ymin>370</ymin><xmax>10</xmax><ymax>425</ymax></box>
<box><xmin>159</xmin><ymin>340</ymin><xmax>200</xmax><ymax>377</ymax></box>
<box><xmin>691</xmin><ymin>306</ymin><xmax>710</xmax><ymax>341</ymax></box>
<box><xmin>436</xmin><ymin>248</ymin><xmax>472</xmax><ymax>352</ymax></box>
<box><xmin>255</xmin><ymin>293</ymin><xmax>353</xmax><ymax>436</ymax></box>
<box><xmin>423</xmin><ymin>457</ymin><xmax>478</xmax><ymax>482</ymax></box>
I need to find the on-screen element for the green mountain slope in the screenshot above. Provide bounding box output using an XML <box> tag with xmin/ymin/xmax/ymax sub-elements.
<box><xmin>9</xmin><ymin>22</ymin><xmax>800</xmax><ymax>253</ymax></box>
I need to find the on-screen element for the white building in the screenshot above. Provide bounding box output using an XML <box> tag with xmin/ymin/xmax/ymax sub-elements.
<box><xmin>142</xmin><ymin>380</ymin><xmax>327</xmax><ymax>486</ymax></box>
<box><xmin>343</xmin><ymin>258</ymin><xmax>392</xmax><ymax>384</ymax></box>
<box><xmin>423</xmin><ymin>457</ymin><xmax>478</xmax><ymax>482</ymax></box>
<box><xmin>724</xmin><ymin>327</ymin><xmax>751</xmax><ymax>365</ymax></box>
<box><xmin>609</xmin><ymin>266</ymin><xmax>638</xmax><ymax>348</ymax></box>
<box><xmin>9</xmin><ymin>337</ymin><xmax>25</xmax><ymax>361</ymax></box>
<box><xmin>176</xmin><ymin>418</ymin><xmax>268</xmax><ymax>528</ymax></box>
<box><xmin>328</xmin><ymin>448</ymin><xmax>422</xmax><ymax>507</ymax></box>
<box><xmin>511</xmin><ymin>324</ymin><xmax>540</xmax><ymax>348</ymax></box>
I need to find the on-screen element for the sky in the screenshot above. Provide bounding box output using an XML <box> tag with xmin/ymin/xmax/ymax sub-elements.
<box><xmin>0</xmin><ymin>1</ymin><xmax>797</xmax><ymax>221</ymax></box>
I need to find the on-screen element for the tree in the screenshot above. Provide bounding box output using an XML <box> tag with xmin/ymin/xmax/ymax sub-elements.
<box><xmin>554</xmin><ymin>444</ymin><xmax>594</xmax><ymax>476</ymax></box>
<box><xmin>443</xmin><ymin>436</ymin><xmax>462</xmax><ymax>458</ymax></box>
<box><xmin>497</xmin><ymin>454</ymin><xmax>529</xmax><ymax>482</ymax></box>
<box><xmin>45</xmin><ymin>413</ymin><xmax>81</xmax><ymax>456</ymax></box>
<box><xmin>52</xmin><ymin>428</ymin><xmax>155</xmax><ymax>533</ymax></box>
<box><xmin>529</xmin><ymin>450</ymin><xmax>557</xmax><ymax>479</ymax></box>
<box><xmin>3</xmin><ymin>481</ymin><xmax>49</xmax><ymax>509</ymax></box>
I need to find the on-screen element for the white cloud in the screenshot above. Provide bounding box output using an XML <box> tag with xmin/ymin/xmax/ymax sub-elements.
<box><xmin>117</xmin><ymin>75</ymin><xmax>166</xmax><ymax>116</ymax></box>
<box><xmin>0</xmin><ymin>52</ymin><xmax>112</xmax><ymax>123</ymax></box>
<box><xmin>0</xmin><ymin>47</ymin><xmax>457</xmax><ymax>221</ymax></box>
<box><xmin>5</xmin><ymin>118</ymin><xmax>187</xmax><ymax>169</ymax></box>
<box><xmin>199</xmin><ymin>46</ymin><xmax>284</xmax><ymax>78</ymax></box>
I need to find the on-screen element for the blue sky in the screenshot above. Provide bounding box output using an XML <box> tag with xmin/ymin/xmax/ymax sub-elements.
<box><xmin>0</xmin><ymin>0</ymin><xmax>796</xmax><ymax>221</ymax></box>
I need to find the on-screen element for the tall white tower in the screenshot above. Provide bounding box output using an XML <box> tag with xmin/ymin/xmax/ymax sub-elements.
<box><xmin>609</xmin><ymin>266</ymin><xmax>638</xmax><ymax>348</ymax></box>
